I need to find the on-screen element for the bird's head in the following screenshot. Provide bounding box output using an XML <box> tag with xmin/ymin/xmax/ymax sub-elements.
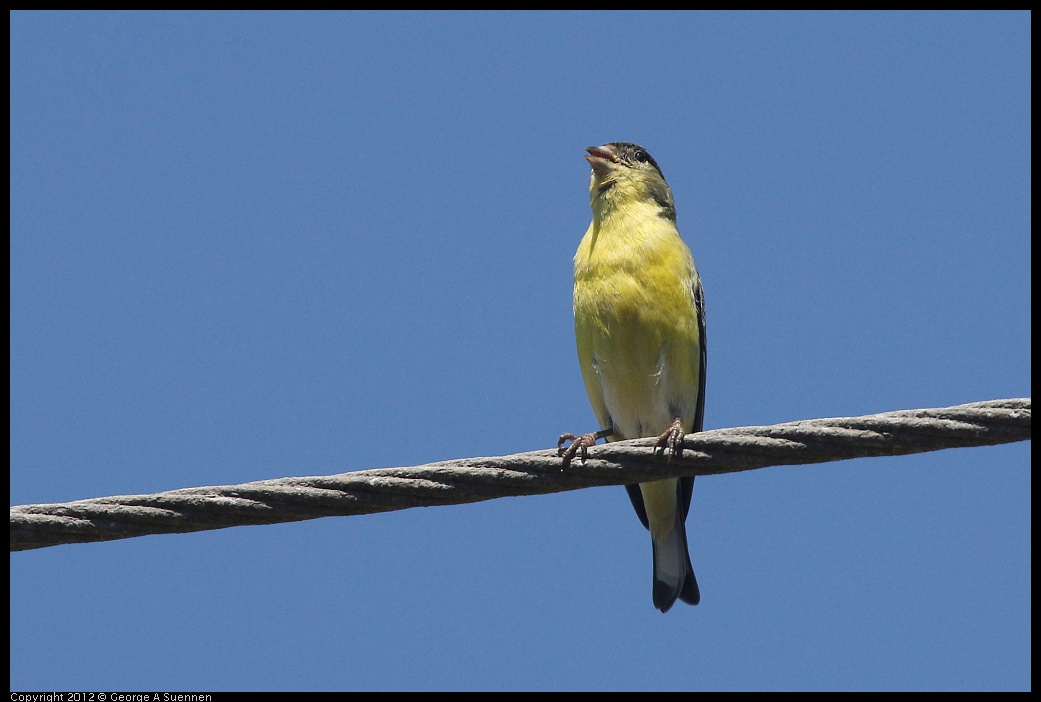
<box><xmin>585</xmin><ymin>142</ymin><xmax>676</xmax><ymax>222</ymax></box>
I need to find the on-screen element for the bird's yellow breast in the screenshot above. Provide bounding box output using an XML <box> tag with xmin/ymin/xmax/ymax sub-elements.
<box><xmin>573</xmin><ymin>200</ymin><xmax>702</xmax><ymax>440</ymax></box>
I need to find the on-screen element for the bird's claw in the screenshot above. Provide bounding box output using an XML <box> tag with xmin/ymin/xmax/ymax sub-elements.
<box><xmin>557</xmin><ymin>432</ymin><xmax>599</xmax><ymax>469</ymax></box>
<box><xmin>654</xmin><ymin>418</ymin><xmax>686</xmax><ymax>462</ymax></box>
<box><xmin>558</xmin><ymin>428</ymin><xmax>615</xmax><ymax>469</ymax></box>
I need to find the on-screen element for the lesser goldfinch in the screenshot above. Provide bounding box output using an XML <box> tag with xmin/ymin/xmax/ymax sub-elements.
<box><xmin>559</xmin><ymin>142</ymin><xmax>706</xmax><ymax>613</ymax></box>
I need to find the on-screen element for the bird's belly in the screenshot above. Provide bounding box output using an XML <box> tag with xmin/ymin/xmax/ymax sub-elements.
<box><xmin>595</xmin><ymin>354</ymin><xmax>676</xmax><ymax>439</ymax></box>
<box><xmin>580</xmin><ymin>309</ymin><xmax>698</xmax><ymax>439</ymax></box>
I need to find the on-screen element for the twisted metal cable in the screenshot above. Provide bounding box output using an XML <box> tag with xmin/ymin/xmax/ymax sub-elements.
<box><xmin>10</xmin><ymin>398</ymin><xmax>1030</xmax><ymax>552</ymax></box>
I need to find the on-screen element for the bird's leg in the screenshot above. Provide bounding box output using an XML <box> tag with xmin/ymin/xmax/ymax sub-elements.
<box><xmin>654</xmin><ymin>418</ymin><xmax>686</xmax><ymax>462</ymax></box>
<box><xmin>557</xmin><ymin>428</ymin><xmax>614</xmax><ymax>469</ymax></box>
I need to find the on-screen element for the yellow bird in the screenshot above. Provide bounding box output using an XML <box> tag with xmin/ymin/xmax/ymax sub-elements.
<box><xmin>559</xmin><ymin>142</ymin><xmax>706</xmax><ymax>613</ymax></box>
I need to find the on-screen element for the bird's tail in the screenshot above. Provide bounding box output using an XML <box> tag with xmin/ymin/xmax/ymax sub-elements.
<box><xmin>651</xmin><ymin>508</ymin><xmax>701</xmax><ymax>612</ymax></box>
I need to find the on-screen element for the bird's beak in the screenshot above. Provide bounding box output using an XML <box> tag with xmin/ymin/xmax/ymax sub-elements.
<box><xmin>585</xmin><ymin>144</ymin><xmax>619</xmax><ymax>177</ymax></box>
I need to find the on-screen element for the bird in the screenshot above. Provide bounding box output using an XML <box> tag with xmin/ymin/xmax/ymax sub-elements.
<box><xmin>558</xmin><ymin>142</ymin><xmax>706</xmax><ymax>613</ymax></box>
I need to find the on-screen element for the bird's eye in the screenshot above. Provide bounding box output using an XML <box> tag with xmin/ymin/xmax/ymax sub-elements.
<box><xmin>634</xmin><ymin>150</ymin><xmax>649</xmax><ymax>163</ymax></box>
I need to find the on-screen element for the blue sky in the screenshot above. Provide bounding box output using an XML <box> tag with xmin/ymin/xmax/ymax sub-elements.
<box><xmin>10</xmin><ymin>11</ymin><xmax>1030</xmax><ymax>692</ymax></box>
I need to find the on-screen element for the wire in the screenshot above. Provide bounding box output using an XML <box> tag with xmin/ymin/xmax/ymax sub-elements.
<box><xmin>10</xmin><ymin>398</ymin><xmax>1030</xmax><ymax>552</ymax></box>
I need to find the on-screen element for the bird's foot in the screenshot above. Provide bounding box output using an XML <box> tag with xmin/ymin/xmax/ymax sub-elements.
<box><xmin>654</xmin><ymin>418</ymin><xmax>686</xmax><ymax>462</ymax></box>
<box><xmin>557</xmin><ymin>428</ymin><xmax>613</xmax><ymax>469</ymax></box>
